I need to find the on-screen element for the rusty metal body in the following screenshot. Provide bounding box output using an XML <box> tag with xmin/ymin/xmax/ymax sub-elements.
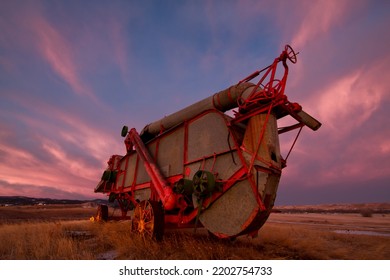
<box><xmin>94</xmin><ymin>45</ymin><xmax>321</xmax><ymax>240</ymax></box>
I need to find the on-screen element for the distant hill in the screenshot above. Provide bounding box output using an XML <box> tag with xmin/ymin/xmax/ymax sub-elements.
<box><xmin>274</xmin><ymin>202</ymin><xmax>390</xmax><ymax>214</ymax></box>
<box><xmin>2</xmin><ymin>196</ymin><xmax>389</xmax><ymax>214</ymax></box>
<box><xmin>0</xmin><ymin>196</ymin><xmax>107</xmax><ymax>206</ymax></box>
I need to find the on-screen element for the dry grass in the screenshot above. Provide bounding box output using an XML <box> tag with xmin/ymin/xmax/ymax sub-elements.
<box><xmin>0</xmin><ymin>205</ymin><xmax>389</xmax><ymax>260</ymax></box>
<box><xmin>257</xmin><ymin>223</ymin><xmax>390</xmax><ymax>260</ymax></box>
<box><xmin>0</xmin><ymin>204</ymin><xmax>96</xmax><ymax>224</ymax></box>
<box><xmin>0</xmin><ymin>219</ymin><xmax>389</xmax><ymax>260</ymax></box>
<box><xmin>0</xmin><ymin>221</ymin><xmax>94</xmax><ymax>259</ymax></box>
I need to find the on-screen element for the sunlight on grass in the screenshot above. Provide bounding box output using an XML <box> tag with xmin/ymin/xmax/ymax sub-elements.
<box><xmin>0</xmin><ymin>216</ymin><xmax>389</xmax><ymax>260</ymax></box>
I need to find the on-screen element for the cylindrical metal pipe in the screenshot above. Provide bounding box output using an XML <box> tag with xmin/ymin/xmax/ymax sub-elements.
<box><xmin>140</xmin><ymin>82</ymin><xmax>256</xmax><ymax>138</ymax></box>
<box><xmin>296</xmin><ymin>110</ymin><xmax>322</xmax><ymax>131</ymax></box>
<box><xmin>128</xmin><ymin>128</ymin><xmax>177</xmax><ymax>210</ymax></box>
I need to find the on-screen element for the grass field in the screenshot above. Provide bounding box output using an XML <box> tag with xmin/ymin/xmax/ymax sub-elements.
<box><xmin>0</xmin><ymin>204</ymin><xmax>389</xmax><ymax>260</ymax></box>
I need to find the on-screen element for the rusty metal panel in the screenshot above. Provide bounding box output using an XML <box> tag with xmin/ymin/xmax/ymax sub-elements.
<box><xmin>157</xmin><ymin>127</ymin><xmax>184</xmax><ymax>177</ymax></box>
<box><xmin>116</xmin><ymin>157</ymin><xmax>128</xmax><ymax>188</ymax></box>
<box><xmin>136</xmin><ymin>142</ymin><xmax>157</xmax><ymax>184</ymax></box>
<box><xmin>212</xmin><ymin>152</ymin><xmax>242</xmax><ymax>180</ymax></box>
<box><xmin>199</xmin><ymin>180</ymin><xmax>258</xmax><ymax>237</ymax></box>
<box><xmin>183</xmin><ymin>152</ymin><xmax>241</xmax><ymax>181</ymax></box>
<box><xmin>124</xmin><ymin>154</ymin><xmax>137</xmax><ymax>187</ymax></box>
<box><xmin>116</xmin><ymin>172</ymin><xmax>124</xmax><ymax>188</ymax></box>
<box><xmin>242</xmin><ymin>113</ymin><xmax>281</xmax><ymax>167</ymax></box>
<box><xmin>187</xmin><ymin>112</ymin><xmax>231</xmax><ymax>162</ymax></box>
<box><xmin>120</xmin><ymin>157</ymin><xmax>127</xmax><ymax>170</ymax></box>
<box><xmin>262</xmin><ymin>173</ymin><xmax>280</xmax><ymax>209</ymax></box>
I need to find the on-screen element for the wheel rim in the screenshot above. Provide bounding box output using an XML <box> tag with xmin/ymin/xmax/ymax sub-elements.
<box><xmin>132</xmin><ymin>200</ymin><xmax>164</xmax><ymax>240</ymax></box>
<box><xmin>96</xmin><ymin>205</ymin><xmax>108</xmax><ymax>222</ymax></box>
<box><xmin>285</xmin><ymin>44</ymin><xmax>297</xmax><ymax>64</ymax></box>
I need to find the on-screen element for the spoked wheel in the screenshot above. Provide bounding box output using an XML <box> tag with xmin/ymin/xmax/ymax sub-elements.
<box><xmin>96</xmin><ymin>204</ymin><xmax>108</xmax><ymax>222</ymax></box>
<box><xmin>285</xmin><ymin>44</ymin><xmax>297</xmax><ymax>64</ymax></box>
<box><xmin>132</xmin><ymin>200</ymin><xmax>164</xmax><ymax>241</ymax></box>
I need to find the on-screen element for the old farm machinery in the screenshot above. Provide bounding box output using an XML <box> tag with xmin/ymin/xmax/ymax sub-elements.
<box><xmin>94</xmin><ymin>45</ymin><xmax>321</xmax><ymax>240</ymax></box>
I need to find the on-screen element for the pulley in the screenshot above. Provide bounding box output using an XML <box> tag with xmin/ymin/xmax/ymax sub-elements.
<box><xmin>173</xmin><ymin>178</ymin><xmax>194</xmax><ymax>196</ymax></box>
<box><xmin>193</xmin><ymin>170</ymin><xmax>216</xmax><ymax>200</ymax></box>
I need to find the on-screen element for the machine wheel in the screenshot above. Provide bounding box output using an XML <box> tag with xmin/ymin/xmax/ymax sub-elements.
<box><xmin>132</xmin><ymin>200</ymin><xmax>164</xmax><ymax>241</ymax></box>
<box><xmin>285</xmin><ymin>44</ymin><xmax>297</xmax><ymax>64</ymax></box>
<box><xmin>121</xmin><ymin>125</ymin><xmax>129</xmax><ymax>137</ymax></box>
<box><xmin>96</xmin><ymin>204</ymin><xmax>108</xmax><ymax>222</ymax></box>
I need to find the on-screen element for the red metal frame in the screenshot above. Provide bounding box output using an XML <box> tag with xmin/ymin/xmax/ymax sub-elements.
<box><xmin>127</xmin><ymin>128</ymin><xmax>178</xmax><ymax>211</ymax></box>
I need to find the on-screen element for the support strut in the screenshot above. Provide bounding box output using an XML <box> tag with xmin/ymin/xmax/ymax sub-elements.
<box><xmin>127</xmin><ymin>128</ymin><xmax>177</xmax><ymax>210</ymax></box>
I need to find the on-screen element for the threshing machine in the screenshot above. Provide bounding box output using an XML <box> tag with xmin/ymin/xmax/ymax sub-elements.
<box><xmin>94</xmin><ymin>45</ymin><xmax>321</xmax><ymax>240</ymax></box>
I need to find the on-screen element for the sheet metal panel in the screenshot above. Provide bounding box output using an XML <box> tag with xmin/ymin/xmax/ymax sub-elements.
<box><xmin>156</xmin><ymin>127</ymin><xmax>184</xmax><ymax>177</ymax></box>
<box><xmin>187</xmin><ymin>112</ymin><xmax>231</xmax><ymax>162</ymax></box>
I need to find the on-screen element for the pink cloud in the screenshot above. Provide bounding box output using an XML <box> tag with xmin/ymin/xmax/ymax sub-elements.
<box><xmin>55</xmin><ymin>113</ymin><xmax>124</xmax><ymax>161</ymax></box>
<box><xmin>0</xmin><ymin>134</ymin><xmax>101</xmax><ymax>198</ymax></box>
<box><xmin>267</xmin><ymin>0</ymin><xmax>390</xmax><ymax>193</ymax></box>
<box><xmin>307</xmin><ymin>131</ymin><xmax>390</xmax><ymax>187</ymax></box>
<box><xmin>0</xmin><ymin>96</ymin><xmax>124</xmax><ymax>199</ymax></box>
<box><xmin>30</xmin><ymin>17</ymin><xmax>97</xmax><ymax>101</ymax></box>
<box><xmin>0</xmin><ymin>2</ymin><xmax>105</xmax><ymax>103</ymax></box>
<box><xmin>291</xmin><ymin>0</ymin><xmax>355</xmax><ymax>49</ymax></box>
<box><xmin>314</xmin><ymin>70</ymin><xmax>382</xmax><ymax>136</ymax></box>
<box><xmin>302</xmin><ymin>47</ymin><xmax>390</xmax><ymax>133</ymax></box>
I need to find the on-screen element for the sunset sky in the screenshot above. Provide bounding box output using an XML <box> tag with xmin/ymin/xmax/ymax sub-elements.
<box><xmin>0</xmin><ymin>0</ymin><xmax>389</xmax><ymax>205</ymax></box>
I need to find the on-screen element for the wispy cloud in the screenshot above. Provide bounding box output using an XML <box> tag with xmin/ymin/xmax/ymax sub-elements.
<box><xmin>266</xmin><ymin>0</ymin><xmax>390</xmax><ymax>202</ymax></box>
<box><xmin>0</xmin><ymin>95</ymin><xmax>123</xmax><ymax>198</ymax></box>
<box><xmin>0</xmin><ymin>133</ymin><xmax>103</xmax><ymax>198</ymax></box>
<box><xmin>291</xmin><ymin>0</ymin><xmax>353</xmax><ymax>49</ymax></box>
<box><xmin>31</xmin><ymin>17</ymin><xmax>97</xmax><ymax>101</ymax></box>
<box><xmin>315</xmin><ymin>70</ymin><xmax>382</xmax><ymax>135</ymax></box>
<box><xmin>0</xmin><ymin>180</ymin><xmax>91</xmax><ymax>200</ymax></box>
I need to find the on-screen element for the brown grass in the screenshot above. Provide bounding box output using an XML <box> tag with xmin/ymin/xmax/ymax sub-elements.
<box><xmin>0</xmin><ymin>204</ymin><xmax>96</xmax><ymax>224</ymax></box>
<box><xmin>0</xmin><ymin>221</ymin><xmax>94</xmax><ymax>259</ymax></box>
<box><xmin>0</xmin><ymin>205</ymin><xmax>389</xmax><ymax>260</ymax></box>
<box><xmin>257</xmin><ymin>223</ymin><xmax>389</xmax><ymax>259</ymax></box>
<box><xmin>0</xmin><ymin>220</ymin><xmax>389</xmax><ymax>260</ymax></box>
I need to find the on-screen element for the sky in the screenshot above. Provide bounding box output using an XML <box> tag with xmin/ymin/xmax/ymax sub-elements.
<box><xmin>0</xmin><ymin>0</ymin><xmax>389</xmax><ymax>205</ymax></box>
